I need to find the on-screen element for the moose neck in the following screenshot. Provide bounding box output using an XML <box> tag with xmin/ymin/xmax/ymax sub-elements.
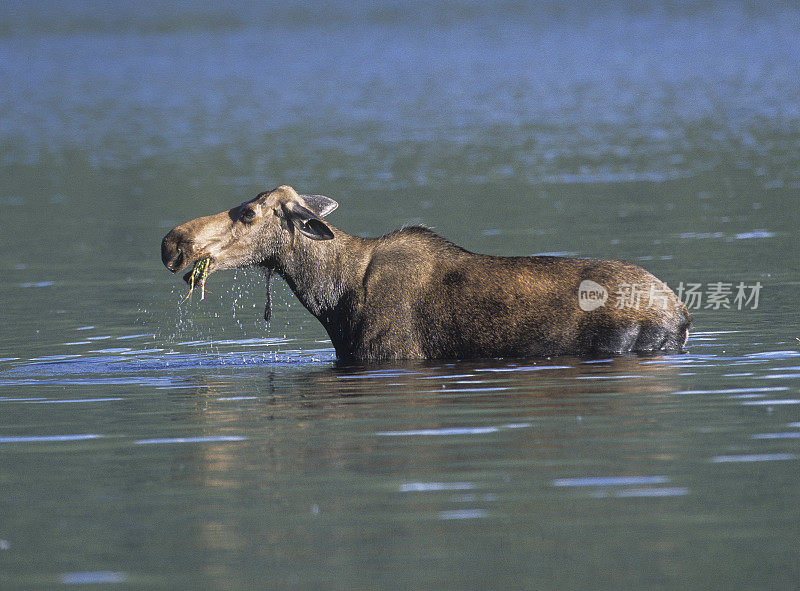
<box><xmin>268</xmin><ymin>227</ymin><xmax>369</xmax><ymax>320</ymax></box>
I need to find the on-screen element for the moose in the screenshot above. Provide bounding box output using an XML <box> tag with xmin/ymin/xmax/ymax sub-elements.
<box><xmin>161</xmin><ymin>185</ymin><xmax>691</xmax><ymax>363</ymax></box>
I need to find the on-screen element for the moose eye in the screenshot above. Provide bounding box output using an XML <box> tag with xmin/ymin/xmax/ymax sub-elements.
<box><xmin>240</xmin><ymin>207</ymin><xmax>257</xmax><ymax>222</ymax></box>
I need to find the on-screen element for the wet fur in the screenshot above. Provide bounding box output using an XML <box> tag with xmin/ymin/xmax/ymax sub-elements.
<box><xmin>306</xmin><ymin>227</ymin><xmax>690</xmax><ymax>362</ymax></box>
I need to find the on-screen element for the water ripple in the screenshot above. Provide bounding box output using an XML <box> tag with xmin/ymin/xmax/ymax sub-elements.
<box><xmin>552</xmin><ymin>476</ymin><xmax>669</xmax><ymax>487</ymax></box>
<box><xmin>377</xmin><ymin>423</ymin><xmax>530</xmax><ymax>437</ymax></box>
<box><xmin>134</xmin><ymin>436</ymin><xmax>248</xmax><ymax>445</ymax></box>
<box><xmin>0</xmin><ymin>434</ymin><xmax>103</xmax><ymax>444</ymax></box>
<box><xmin>61</xmin><ymin>571</ymin><xmax>127</xmax><ymax>584</ymax></box>
<box><xmin>399</xmin><ymin>482</ymin><xmax>476</xmax><ymax>492</ymax></box>
<box><xmin>712</xmin><ymin>453</ymin><xmax>797</xmax><ymax>463</ymax></box>
<box><xmin>438</xmin><ymin>509</ymin><xmax>487</xmax><ymax>520</ymax></box>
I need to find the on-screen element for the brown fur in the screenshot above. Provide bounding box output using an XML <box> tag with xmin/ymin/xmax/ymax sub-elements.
<box><xmin>162</xmin><ymin>185</ymin><xmax>691</xmax><ymax>363</ymax></box>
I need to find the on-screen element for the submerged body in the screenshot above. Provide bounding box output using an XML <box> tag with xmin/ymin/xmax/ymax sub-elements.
<box><xmin>161</xmin><ymin>185</ymin><xmax>690</xmax><ymax>363</ymax></box>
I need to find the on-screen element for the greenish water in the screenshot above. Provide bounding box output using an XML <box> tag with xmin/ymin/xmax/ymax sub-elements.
<box><xmin>1</xmin><ymin>2</ymin><xmax>800</xmax><ymax>589</ymax></box>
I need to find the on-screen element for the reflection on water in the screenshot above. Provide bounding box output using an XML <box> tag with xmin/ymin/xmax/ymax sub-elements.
<box><xmin>1</xmin><ymin>329</ymin><xmax>799</xmax><ymax>587</ymax></box>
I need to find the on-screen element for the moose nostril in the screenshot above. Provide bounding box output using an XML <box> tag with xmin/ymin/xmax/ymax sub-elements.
<box><xmin>170</xmin><ymin>249</ymin><xmax>185</xmax><ymax>272</ymax></box>
<box><xmin>161</xmin><ymin>230</ymin><xmax>187</xmax><ymax>271</ymax></box>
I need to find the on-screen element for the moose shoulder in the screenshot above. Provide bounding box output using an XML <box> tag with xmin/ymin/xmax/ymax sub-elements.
<box><xmin>161</xmin><ymin>185</ymin><xmax>691</xmax><ymax>363</ymax></box>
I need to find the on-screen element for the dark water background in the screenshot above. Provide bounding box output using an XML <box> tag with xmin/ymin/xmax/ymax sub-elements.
<box><xmin>1</xmin><ymin>1</ymin><xmax>799</xmax><ymax>589</ymax></box>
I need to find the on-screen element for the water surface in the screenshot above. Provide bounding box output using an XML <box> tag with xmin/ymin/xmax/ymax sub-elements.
<box><xmin>1</xmin><ymin>1</ymin><xmax>799</xmax><ymax>589</ymax></box>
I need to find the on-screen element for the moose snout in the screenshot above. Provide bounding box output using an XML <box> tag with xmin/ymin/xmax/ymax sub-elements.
<box><xmin>161</xmin><ymin>228</ymin><xmax>190</xmax><ymax>272</ymax></box>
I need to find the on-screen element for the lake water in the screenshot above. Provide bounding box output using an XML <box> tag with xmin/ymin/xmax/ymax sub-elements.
<box><xmin>1</xmin><ymin>1</ymin><xmax>799</xmax><ymax>589</ymax></box>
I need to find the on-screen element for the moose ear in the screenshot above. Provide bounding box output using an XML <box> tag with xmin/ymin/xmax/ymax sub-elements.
<box><xmin>299</xmin><ymin>194</ymin><xmax>338</xmax><ymax>218</ymax></box>
<box><xmin>283</xmin><ymin>202</ymin><xmax>335</xmax><ymax>241</ymax></box>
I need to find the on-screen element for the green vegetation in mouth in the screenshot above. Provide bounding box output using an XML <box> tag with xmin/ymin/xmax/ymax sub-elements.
<box><xmin>181</xmin><ymin>257</ymin><xmax>211</xmax><ymax>303</ymax></box>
